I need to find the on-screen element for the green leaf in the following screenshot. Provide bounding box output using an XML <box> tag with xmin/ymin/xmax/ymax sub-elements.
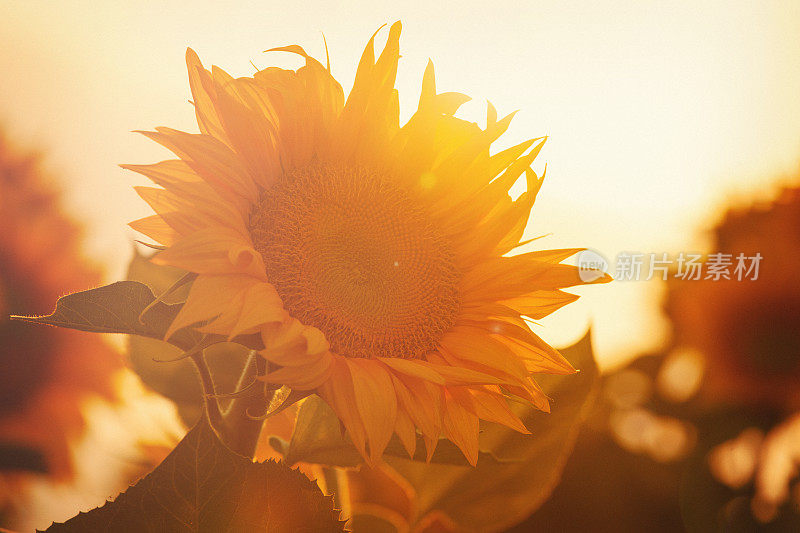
<box><xmin>10</xmin><ymin>249</ymin><xmax>266</xmax><ymax>426</ymax></box>
<box><xmin>42</xmin><ymin>414</ymin><xmax>344</xmax><ymax>532</ymax></box>
<box><xmin>384</xmin><ymin>331</ymin><xmax>600</xmax><ymax>532</ymax></box>
<box><xmin>12</xmin><ymin>258</ymin><xmax>263</xmax><ymax>353</ymax></box>
<box><xmin>12</xmin><ymin>254</ymin><xmax>266</xmax><ymax>427</ymax></box>
<box><xmin>272</xmin><ymin>395</ymin><xmax>361</xmax><ymax>467</ymax></box>
<box><xmin>274</xmin><ymin>396</ymin><xmax>507</xmax><ymax>468</ymax></box>
<box><xmin>11</xmin><ymin>280</ymin><xmax>201</xmax><ymax>351</ymax></box>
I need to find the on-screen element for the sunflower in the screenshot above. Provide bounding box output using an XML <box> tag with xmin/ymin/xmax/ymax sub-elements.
<box><xmin>0</xmin><ymin>131</ymin><xmax>121</xmax><ymax>482</ymax></box>
<box><xmin>127</xmin><ymin>22</ymin><xmax>610</xmax><ymax>465</ymax></box>
<box><xmin>666</xmin><ymin>186</ymin><xmax>800</xmax><ymax>410</ymax></box>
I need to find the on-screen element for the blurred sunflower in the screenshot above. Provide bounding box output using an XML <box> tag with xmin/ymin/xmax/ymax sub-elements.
<box><xmin>128</xmin><ymin>22</ymin><xmax>610</xmax><ymax>464</ymax></box>
<box><xmin>667</xmin><ymin>186</ymin><xmax>800</xmax><ymax>410</ymax></box>
<box><xmin>0</xmin><ymin>133</ymin><xmax>122</xmax><ymax>483</ymax></box>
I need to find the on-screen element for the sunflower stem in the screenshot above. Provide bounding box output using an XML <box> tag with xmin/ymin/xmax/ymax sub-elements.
<box><xmin>220</xmin><ymin>350</ymin><xmax>269</xmax><ymax>459</ymax></box>
<box><xmin>190</xmin><ymin>350</ymin><xmax>225</xmax><ymax>432</ymax></box>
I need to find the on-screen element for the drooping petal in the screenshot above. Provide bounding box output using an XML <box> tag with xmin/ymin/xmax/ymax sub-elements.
<box><xmin>347</xmin><ymin>358</ymin><xmax>398</xmax><ymax>461</ymax></box>
<box><xmin>441</xmin><ymin>389</ymin><xmax>480</xmax><ymax>466</ymax></box>
<box><xmin>152</xmin><ymin>226</ymin><xmax>265</xmax><ymax>279</ymax></box>
<box><xmin>394</xmin><ymin>407</ymin><xmax>417</xmax><ymax>458</ymax></box>
<box><xmin>317</xmin><ymin>357</ymin><xmax>368</xmax><ymax>458</ymax></box>
<box><xmin>470</xmin><ymin>386</ymin><xmax>530</xmax><ymax>434</ymax></box>
<box><xmin>258</xmin><ymin>319</ymin><xmax>331</xmax><ymax>375</ymax></box>
<box><xmin>389</xmin><ymin>373</ymin><xmax>441</xmax><ymax>445</ymax></box>
<box><xmin>199</xmin><ymin>281</ymin><xmax>286</xmax><ymax>338</ymax></box>
<box><xmin>265</xmin><ymin>350</ymin><xmax>334</xmax><ymax>390</ymax></box>
<box><xmin>165</xmin><ymin>274</ymin><xmax>260</xmax><ymax>339</ymax></box>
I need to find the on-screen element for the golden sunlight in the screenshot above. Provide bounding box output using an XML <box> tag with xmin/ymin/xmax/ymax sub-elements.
<box><xmin>2</xmin><ymin>2</ymin><xmax>800</xmax><ymax>531</ymax></box>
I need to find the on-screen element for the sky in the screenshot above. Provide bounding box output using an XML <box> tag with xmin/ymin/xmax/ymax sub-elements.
<box><xmin>2</xmin><ymin>0</ymin><xmax>800</xmax><ymax>368</ymax></box>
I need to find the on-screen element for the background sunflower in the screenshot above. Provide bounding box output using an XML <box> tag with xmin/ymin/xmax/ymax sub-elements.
<box><xmin>0</xmin><ymin>132</ymin><xmax>122</xmax><ymax>519</ymax></box>
<box><xmin>667</xmin><ymin>186</ymin><xmax>800</xmax><ymax>410</ymax></box>
<box><xmin>526</xmin><ymin>183</ymin><xmax>800</xmax><ymax>531</ymax></box>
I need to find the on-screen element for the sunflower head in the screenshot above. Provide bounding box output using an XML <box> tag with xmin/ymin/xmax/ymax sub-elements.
<box><xmin>127</xmin><ymin>22</ymin><xmax>610</xmax><ymax>464</ymax></box>
<box><xmin>249</xmin><ymin>163</ymin><xmax>461</xmax><ymax>360</ymax></box>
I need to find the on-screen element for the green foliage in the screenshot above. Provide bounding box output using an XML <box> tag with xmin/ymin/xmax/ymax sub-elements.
<box><xmin>11</xmin><ymin>257</ymin><xmax>342</xmax><ymax>531</ymax></box>
<box><xmin>11</xmin><ymin>277</ymin><xmax>261</xmax><ymax>353</ymax></box>
<box><xmin>125</xmin><ymin>251</ymin><xmax>263</xmax><ymax>426</ymax></box>
<box><xmin>12</xmin><ymin>253</ymin><xmax>599</xmax><ymax>532</ymax></box>
<box><xmin>42</xmin><ymin>414</ymin><xmax>343</xmax><ymax>533</ymax></box>
<box><xmin>12</xmin><ymin>260</ymin><xmax>263</xmax><ymax>426</ymax></box>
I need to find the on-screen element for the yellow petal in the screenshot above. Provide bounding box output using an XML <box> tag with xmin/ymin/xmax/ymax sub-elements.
<box><xmin>186</xmin><ymin>48</ymin><xmax>228</xmax><ymax>143</ymax></box>
<box><xmin>333</xmin><ymin>22</ymin><xmax>402</xmax><ymax>164</ymax></box>
<box><xmin>265</xmin><ymin>351</ymin><xmax>334</xmax><ymax>390</ymax></box>
<box><xmin>424</xmin><ymin>361</ymin><xmax>507</xmax><ymax>386</ymax></box>
<box><xmin>390</xmin><ymin>373</ymin><xmax>441</xmax><ymax>444</ymax></box>
<box><xmin>138</xmin><ymin>128</ymin><xmax>257</xmax><ymax>207</ymax></box>
<box><xmin>461</xmin><ymin>254</ymin><xmax>611</xmax><ymax>304</ymax></box>
<box><xmin>318</xmin><ymin>357</ymin><xmax>367</xmax><ymax>459</ymax></box>
<box><xmin>458</xmin><ymin>318</ymin><xmax>576</xmax><ymax>375</ymax></box>
<box><xmin>378</xmin><ymin>357</ymin><xmax>446</xmax><ymax>385</ymax></box>
<box><xmin>153</xmin><ymin>226</ymin><xmax>265</xmax><ymax>279</ymax></box>
<box><xmin>394</xmin><ymin>407</ymin><xmax>417</xmax><ymax>458</ymax></box>
<box><xmin>125</xmin><ymin>161</ymin><xmax>247</xmax><ymax>233</ymax></box>
<box><xmin>440</xmin><ymin>326</ymin><xmax>529</xmax><ymax>380</ymax></box>
<box><xmin>470</xmin><ymin>387</ymin><xmax>530</xmax><ymax>434</ymax></box>
<box><xmin>441</xmin><ymin>389</ymin><xmax>480</xmax><ymax>466</ymax></box>
<box><xmin>499</xmin><ymin>289</ymin><xmax>580</xmax><ymax>320</ymax></box>
<box><xmin>166</xmin><ymin>274</ymin><xmax>256</xmax><ymax>339</ymax></box>
<box><xmin>209</xmin><ymin>68</ymin><xmax>281</xmax><ymax>188</ymax></box>
<box><xmin>121</xmin><ymin>159</ymin><xmax>202</xmax><ymax>187</ymax></box>
<box><xmin>347</xmin><ymin>358</ymin><xmax>397</xmax><ymax>462</ymax></box>
<box><xmin>129</xmin><ymin>215</ymin><xmax>177</xmax><ymax>246</ymax></box>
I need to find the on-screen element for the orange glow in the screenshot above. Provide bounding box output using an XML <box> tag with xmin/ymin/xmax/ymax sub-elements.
<box><xmin>4</xmin><ymin>3</ymin><xmax>800</xmax><ymax>531</ymax></box>
<box><xmin>3</xmin><ymin>2</ymin><xmax>800</xmax><ymax>367</ymax></box>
